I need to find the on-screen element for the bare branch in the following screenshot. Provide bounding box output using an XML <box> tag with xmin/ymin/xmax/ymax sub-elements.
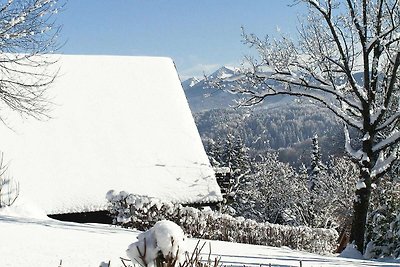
<box><xmin>0</xmin><ymin>0</ymin><xmax>63</xmax><ymax>125</ymax></box>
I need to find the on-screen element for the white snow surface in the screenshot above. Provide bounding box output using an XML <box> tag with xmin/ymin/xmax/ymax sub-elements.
<box><xmin>1</xmin><ymin>214</ymin><xmax>399</xmax><ymax>267</ymax></box>
<box><xmin>356</xmin><ymin>180</ymin><xmax>367</xmax><ymax>190</ymax></box>
<box><xmin>0</xmin><ymin>196</ymin><xmax>48</xmax><ymax>219</ymax></box>
<box><xmin>126</xmin><ymin>220</ymin><xmax>186</xmax><ymax>267</ymax></box>
<box><xmin>0</xmin><ymin>55</ymin><xmax>221</xmax><ymax>215</ymax></box>
<box><xmin>340</xmin><ymin>243</ymin><xmax>364</xmax><ymax>259</ymax></box>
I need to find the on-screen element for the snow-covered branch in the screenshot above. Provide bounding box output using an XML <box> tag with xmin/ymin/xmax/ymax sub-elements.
<box><xmin>371</xmin><ymin>150</ymin><xmax>397</xmax><ymax>179</ymax></box>
<box><xmin>375</xmin><ymin>111</ymin><xmax>400</xmax><ymax>131</ymax></box>
<box><xmin>269</xmin><ymin>72</ymin><xmax>363</xmax><ymax>111</ymax></box>
<box><xmin>372</xmin><ymin>130</ymin><xmax>400</xmax><ymax>153</ymax></box>
<box><xmin>366</xmin><ymin>25</ymin><xmax>399</xmax><ymax>54</ymax></box>
<box><xmin>344</xmin><ymin>125</ymin><xmax>363</xmax><ymax>160</ymax></box>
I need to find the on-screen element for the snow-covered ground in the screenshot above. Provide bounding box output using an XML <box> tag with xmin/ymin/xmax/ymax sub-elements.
<box><xmin>1</xmin><ymin>212</ymin><xmax>399</xmax><ymax>267</ymax></box>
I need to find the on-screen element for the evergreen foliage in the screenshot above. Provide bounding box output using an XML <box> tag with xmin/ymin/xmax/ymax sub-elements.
<box><xmin>309</xmin><ymin>134</ymin><xmax>324</xmax><ymax>192</ymax></box>
<box><xmin>205</xmin><ymin>134</ymin><xmax>250</xmax><ymax>180</ymax></box>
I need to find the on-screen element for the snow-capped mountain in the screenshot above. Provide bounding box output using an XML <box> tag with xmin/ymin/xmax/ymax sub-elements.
<box><xmin>182</xmin><ymin>66</ymin><xmax>289</xmax><ymax>113</ymax></box>
<box><xmin>208</xmin><ymin>65</ymin><xmax>236</xmax><ymax>79</ymax></box>
<box><xmin>181</xmin><ymin>66</ymin><xmax>243</xmax><ymax>113</ymax></box>
<box><xmin>181</xmin><ymin>77</ymin><xmax>201</xmax><ymax>91</ymax></box>
<box><xmin>182</xmin><ymin>66</ymin><xmax>236</xmax><ymax>91</ymax></box>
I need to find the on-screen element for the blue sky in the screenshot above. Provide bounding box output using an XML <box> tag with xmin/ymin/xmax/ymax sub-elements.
<box><xmin>58</xmin><ymin>1</ymin><xmax>307</xmax><ymax>80</ymax></box>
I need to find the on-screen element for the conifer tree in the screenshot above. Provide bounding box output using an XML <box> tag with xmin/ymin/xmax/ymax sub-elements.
<box><xmin>309</xmin><ymin>134</ymin><xmax>323</xmax><ymax>192</ymax></box>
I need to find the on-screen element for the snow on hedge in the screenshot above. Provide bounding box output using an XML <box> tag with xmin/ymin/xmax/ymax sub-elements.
<box><xmin>107</xmin><ymin>191</ymin><xmax>338</xmax><ymax>254</ymax></box>
<box><xmin>0</xmin><ymin>55</ymin><xmax>222</xmax><ymax>215</ymax></box>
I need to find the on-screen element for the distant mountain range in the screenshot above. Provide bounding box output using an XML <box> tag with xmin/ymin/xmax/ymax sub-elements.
<box><xmin>181</xmin><ymin>66</ymin><xmax>242</xmax><ymax>113</ymax></box>
<box><xmin>181</xmin><ymin>66</ymin><xmax>290</xmax><ymax>113</ymax></box>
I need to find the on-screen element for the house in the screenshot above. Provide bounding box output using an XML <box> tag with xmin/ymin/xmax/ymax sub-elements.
<box><xmin>0</xmin><ymin>55</ymin><xmax>222</xmax><ymax>221</ymax></box>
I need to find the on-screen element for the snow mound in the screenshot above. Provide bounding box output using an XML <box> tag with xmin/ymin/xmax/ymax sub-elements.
<box><xmin>0</xmin><ymin>196</ymin><xmax>47</xmax><ymax>219</ymax></box>
<box><xmin>126</xmin><ymin>220</ymin><xmax>186</xmax><ymax>267</ymax></box>
<box><xmin>340</xmin><ymin>243</ymin><xmax>364</xmax><ymax>259</ymax></box>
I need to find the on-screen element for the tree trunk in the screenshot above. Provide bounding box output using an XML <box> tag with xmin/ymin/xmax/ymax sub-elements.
<box><xmin>349</xmin><ymin>122</ymin><xmax>374</xmax><ymax>253</ymax></box>
<box><xmin>349</xmin><ymin>184</ymin><xmax>371</xmax><ymax>253</ymax></box>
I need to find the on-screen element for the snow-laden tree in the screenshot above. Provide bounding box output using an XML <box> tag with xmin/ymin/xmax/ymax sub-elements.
<box><xmin>307</xmin><ymin>134</ymin><xmax>330</xmax><ymax>227</ymax></box>
<box><xmin>225</xmin><ymin>134</ymin><xmax>251</xmax><ymax>180</ymax></box>
<box><xmin>232</xmin><ymin>152</ymin><xmax>304</xmax><ymax>224</ymax></box>
<box><xmin>210</xmin><ymin>0</ymin><xmax>400</xmax><ymax>252</ymax></box>
<box><xmin>233</xmin><ymin>152</ymin><xmax>357</xmax><ymax>229</ymax></box>
<box><xmin>365</xmin><ymin>177</ymin><xmax>400</xmax><ymax>258</ymax></box>
<box><xmin>308</xmin><ymin>134</ymin><xmax>325</xmax><ymax>192</ymax></box>
<box><xmin>205</xmin><ymin>134</ymin><xmax>251</xmax><ymax>180</ymax></box>
<box><xmin>0</xmin><ymin>0</ymin><xmax>63</xmax><ymax>123</ymax></box>
<box><xmin>205</xmin><ymin>134</ymin><xmax>250</xmax><ymax>211</ymax></box>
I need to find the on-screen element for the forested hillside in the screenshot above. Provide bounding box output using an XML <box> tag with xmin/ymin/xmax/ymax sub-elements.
<box><xmin>194</xmin><ymin>103</ymin><xmax>346</xmax><ymax>166</ymax></box>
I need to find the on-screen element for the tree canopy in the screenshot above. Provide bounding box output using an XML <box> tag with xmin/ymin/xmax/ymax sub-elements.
<box><xmin>210</xmin><ymin>0</ymin><xmax>400</xmax><ymax>253</ymax></box>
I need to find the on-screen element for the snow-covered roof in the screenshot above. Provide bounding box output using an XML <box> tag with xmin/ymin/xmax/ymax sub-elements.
<box><xmin>0</xmin><ymin>55</ymin><xmax>222</xmax><ymax>215</ymax></box>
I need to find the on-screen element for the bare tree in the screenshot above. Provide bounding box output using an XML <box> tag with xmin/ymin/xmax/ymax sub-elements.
<box><xmin>0</xmin><ymin>0</ymin><xmax>63</xmax><ymax>124</ymax></box>
<box><xmin>0</xmin><ymin>152</ymin><xmax>19</xmax><ymax>208</ymax></box>
<box><xmin>210</xmin><ymin>0</ymin><xmax>400</xmax><ymax>253</ymax></box>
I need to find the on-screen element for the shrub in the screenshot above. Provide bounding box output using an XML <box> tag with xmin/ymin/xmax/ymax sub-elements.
<box><xmin>107</xmin><ymin>191</ymin><xmax>338</xmax><ymax>254</ymax></box>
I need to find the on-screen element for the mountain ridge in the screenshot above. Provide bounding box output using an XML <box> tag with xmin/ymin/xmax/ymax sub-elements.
<box><xmin>182</xmin><ymin>66</ymin><xmax>290</xmax><ymax>113</ymax></box>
